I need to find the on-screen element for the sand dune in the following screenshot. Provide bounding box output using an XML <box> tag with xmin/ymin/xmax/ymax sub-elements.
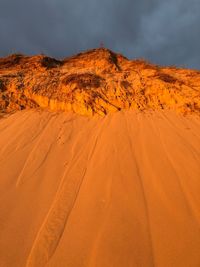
<box><xmin>0</xmin><ymin>110</ymin><xmax>200</xmax><ymax>267</ymax></box>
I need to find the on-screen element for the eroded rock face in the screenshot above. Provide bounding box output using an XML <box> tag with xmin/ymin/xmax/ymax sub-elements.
<box><xmin>0</xmin><ymin>48</ymin><xmax>200</xmax><ymax>116</ymax></box>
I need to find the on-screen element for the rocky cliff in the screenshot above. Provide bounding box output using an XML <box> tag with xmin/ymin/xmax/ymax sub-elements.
<box><xmin>0</xmin><ymin>48</ymin><xmax>200</xmax><ymax>116</ymax></box>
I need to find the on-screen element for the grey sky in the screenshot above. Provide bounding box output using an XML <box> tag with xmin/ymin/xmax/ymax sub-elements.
<box><xmin>0</xmin><ymin>0</ymin><xmax>199</xmax><ymax>68</ymax></box>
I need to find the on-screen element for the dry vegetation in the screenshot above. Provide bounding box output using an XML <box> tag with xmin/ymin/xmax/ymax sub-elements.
<box><xmin>0</xmin><ymin>48</ymin><xmax>200</xmax><ymax>116</ymax></box>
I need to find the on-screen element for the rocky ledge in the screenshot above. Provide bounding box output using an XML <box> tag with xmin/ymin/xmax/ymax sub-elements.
<box><xmin>0</xmin><ymin>48</ymin><xmax>200</xmax><ymax>116</ymax></box>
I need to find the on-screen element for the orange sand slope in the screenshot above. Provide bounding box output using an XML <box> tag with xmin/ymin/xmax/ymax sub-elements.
<box><xmin>0</xmin><ymin>110</ymin><xmax>200</xmax><ymax>267</ymax></box>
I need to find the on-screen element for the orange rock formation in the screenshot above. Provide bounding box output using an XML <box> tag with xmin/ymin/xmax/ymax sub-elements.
<box><xmin>0</xmin><ymin>48</ymin><xmax>200</xmax><ymax>116</ymax></box>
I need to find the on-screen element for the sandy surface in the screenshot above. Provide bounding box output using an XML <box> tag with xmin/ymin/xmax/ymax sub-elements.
<box><xmin>0</xmin><ymin>110</ymin><xmax>200</xmax><ymax>267</ymax></box>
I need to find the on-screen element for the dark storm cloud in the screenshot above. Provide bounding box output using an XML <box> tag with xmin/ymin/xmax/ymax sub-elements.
<box><xmin>0</xmin><ymin>0</ymin><xmax>199</xmax><ymax>68</ymax></box>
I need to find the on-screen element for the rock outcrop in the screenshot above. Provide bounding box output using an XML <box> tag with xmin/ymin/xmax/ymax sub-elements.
<box><xmin>0</xmin><ymin>48</ymin><xmax>200</xmax><ymax>116</ymax></box>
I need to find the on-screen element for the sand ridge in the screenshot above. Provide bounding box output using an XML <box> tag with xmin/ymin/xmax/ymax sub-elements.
<box><xmin>0</xmin><ymin>48</ymin><xmax>200</xmax><ymax>116</ymax></box>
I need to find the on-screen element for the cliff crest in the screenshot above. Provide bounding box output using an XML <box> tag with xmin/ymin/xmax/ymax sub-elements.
<box><xmin>0</xmin><ymin>48</ymin><xmax>200</xmax><ymax>116</ymax></box>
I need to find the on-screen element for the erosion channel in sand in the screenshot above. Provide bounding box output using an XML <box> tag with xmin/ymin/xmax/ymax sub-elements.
<box><xmin>0</xmin><ymin>109</ymin><xmax>200</xmax><ymax>267</ymax></box>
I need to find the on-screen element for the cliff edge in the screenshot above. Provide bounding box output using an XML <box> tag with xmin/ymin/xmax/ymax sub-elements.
<box><xmin>0</xmin><ymin>48</ymin><xmax>200</xmax><ymax>116</ymax></box>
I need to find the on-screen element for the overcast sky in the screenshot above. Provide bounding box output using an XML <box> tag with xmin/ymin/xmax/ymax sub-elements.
<box><xmin>0</xmin><ymin>0</ymin><xmax>199</xmax><ymax>69</ymax></box>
